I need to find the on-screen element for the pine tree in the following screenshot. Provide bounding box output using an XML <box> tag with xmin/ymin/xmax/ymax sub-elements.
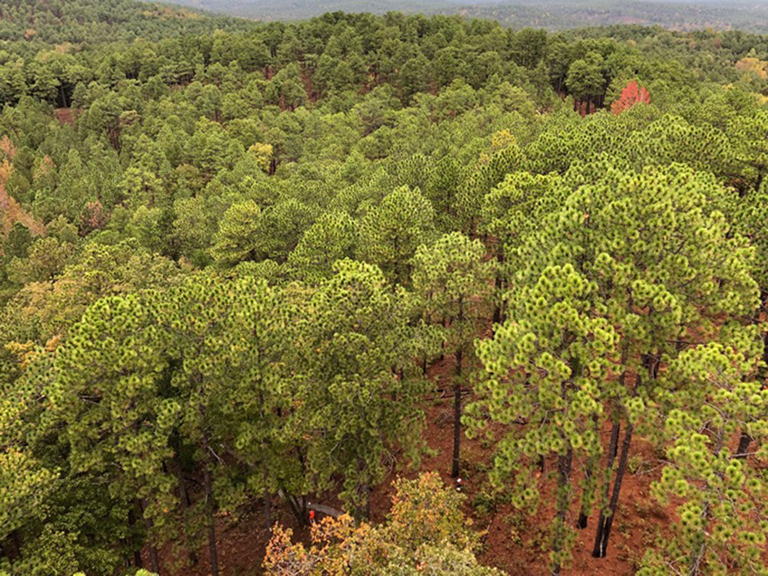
<box><xmin>639</xmin><ymin>340</ymin><xmax>768</xmax><ymax>575</ymax></box>
<box><xmin>285</xmin><ymin>210</ymin><xmax>359</xmax><ymax>283</ymax></box>
<box><xmin>47</xmin><ymin>295</ymin><xmax>176</xmax><ymax>574</ymax></box>
<box><xmin>412</xmin><ymin>232</ymin><xmax>494</xmax><ymax>478</ymax></box>
<box><xmin>293</xmin><ymin>260</ymin><xmax>426</xmax><ymax>517</ymax></box>
<box><xmin>468</xmin><ymin>264</ymin><xmax>618</xmax><ymax>574</ymax></box>
<box><xmin>358</xmin><ymin>186</ymin><xmax>436</xmax><ymax>286</ymax></box>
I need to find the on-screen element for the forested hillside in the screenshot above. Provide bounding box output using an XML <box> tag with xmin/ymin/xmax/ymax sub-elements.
<box><xmin>0</xmin><ymin>0</ymin><xmax>253</xmax><ymax>43</ymax></box>
<box><xmin>163</xmin><ymin>0</ymin><xmax>768</xmax><ymax>34</ymax></box>
<box><xmin>0</xmin><ymin>2</ymin><xmax>767</xmax><ymax>576</ymax></box>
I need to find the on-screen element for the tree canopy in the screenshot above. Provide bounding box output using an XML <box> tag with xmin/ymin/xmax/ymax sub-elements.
<box><xmin>0</xmin><ymin>2</ymin><xmax>767</xmax><ymax>575</ymax></box>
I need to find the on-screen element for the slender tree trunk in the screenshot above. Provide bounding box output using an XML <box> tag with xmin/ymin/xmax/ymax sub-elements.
<box><xmin>688</xmin><ymin>513</ymin><xmax>708</xmax><ymax>576</ymax></box>
<box><xmin>440</xmin><ymin>314</ymin><xmax>447</xmax><ymax>361</ymax></box>
<box><xmin>492</xmin><ymin>271</ymin><xmax>503</xmax><ymax>325</ymax></box>
<box><xmin>58</xmin><ymin>84</ymin><xmax>68</xmax><ymax>108</ymax></box>
<box><xmin>594</xmin><ymin>421</ymin><xmax>634</xmax><ymax>558</ymax></box>
<box><xmin>552</xmin><ymin>448</ymin><xmax>574</xmax><ymax>576</ymax></box>
<box><xmin>263</xmin><ymin>463</ymin><xmax>273</xmax><ymax>530</ymax></box>
<box><xmin>689</xmin><ymin>428</ymin><xmax>727</xmax><ymax>574</ymax></box>
<box><xmin>451</xmin><ymin>374</ymin><xmax>462</xmax><ymax>478</ymax></box>
<box><xmin>577</xmin><ymin>415</ymin><xmax>601</xmax><ymax>529</ymax></box>
<box><xmin>452</xmin><ymin>298</ymin><xmax>464</xmax><ymax>479</ymax></box>
<box><xmin>139</xmin><ymin>499</ymin><xmax>161</xmax><ymax>574</ymax></box>
<box><xmin>592</xmin><ymin>419</ymin><xmax>621</xmax><ymax>556</ymax></box>
<box><xmin>285</xmin><ymin>493</ymin><xmax>308</xmax><ymax>526</ymax></box>
<box><xmin>128</xmin><ymin>509</ymin><xmax>143</xmax><ymax>568</ymax></box>
<box><xmin>596</xmin><ymin>356</ymin><xmax>655</xmax><ymax>557</ymax></box>
<box><xmin>174</xmin><ymin>458</ymin><xmax>198</xmax><ymax>565</ymax></box>
<box><xmin>592</xmin><ymin>342</ymin><xmax>630</xmax><ymax>554</ymax></box>
<box><xmin>577</xmin><ymin>463</ymin><xmax>595</xmax><ymax>528</ymax></box>
<box><xmin>288</xmin><ymin>452</ymin><xmax>309</xmax><ymax>526</ymax></box>
<box><xmin>354</xmin><ymin>458</ymin><xmax>372</xmax><ymax>521</ymax></box>
<box><xmin>203</xmin><ymin>465</ymin><xmax>219</xmax><ymax>576</ymax></box>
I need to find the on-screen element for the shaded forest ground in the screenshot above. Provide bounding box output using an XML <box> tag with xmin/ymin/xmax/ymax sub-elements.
<box><xmin>145</xmin><ymin>353</ymin><xmax>673</xmax><ymax>575</ymax></box>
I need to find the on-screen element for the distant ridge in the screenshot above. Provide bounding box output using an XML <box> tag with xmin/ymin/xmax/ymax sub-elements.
<box><xmin>156</xmin><ymin>0</ymin><xmax>768</xmax><ymax>33</ymax></box>
<box><xmin>0</xmin><ymin>0</ymin><xmax>254</xmax><ymax>44</ymax></box>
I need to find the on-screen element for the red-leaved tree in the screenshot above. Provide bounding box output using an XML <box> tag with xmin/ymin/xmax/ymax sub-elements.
<box><xmin>611</xmin><ymin>80</ymin><xmax>650</xmax><ymax>115</ymax></box>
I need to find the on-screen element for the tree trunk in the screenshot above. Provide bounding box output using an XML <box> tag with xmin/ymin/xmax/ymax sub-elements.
<box><xmin>594</xmin><ymin>421</ymin><xmax>633</xmax><ymax>558</ymax></box>
<box><xmin>58</xmin><ymin>83</ymin><xmax>69</xmax><ymax>108</ymax></box>
<box><xmin>552</xmin><ymin>448</ymin><xmax>574</xmax><ymax>576</ymax></box>
<box><xmin>492</xmin><ymin>270</ymin><xmax>503</xmax><ymax>325</ymax></box>
<box><xmin>451</xmin><ymin>337</ymin><xmax>463</xmax><ymax>478</ymax></box>
<box><xmin>174</xmin><ymin>458</ymin><xmax>198</xmax><ymax>566</ymax></box>
<box><xmin>440</xmin><ymin>314</ymin><xmax>447</xmax><ymax>361</ymax></box>
<box><xmin>577</xmin><ymin>476</ymin><xmax>592</xmax><ymax>528</ymax></box>
<box><xmin>203</xmin><ymin>465</ymin><xmax>219</xmax><ymax>576</ymax></box>
<box><xmin>127</xmin><ymin>508</ymin><xmax>143</xmax><ymax>568</ymax></box>
<box><xmin>577</xmin><ymin>416</ymin><xmax>600</xmax><ymax>530</ymax></box>
<box><xmin>451</xmin><ymin>379</ymin><xmax>462</xmax><ymax>478</ymax></box>
<box><xmin>139</xmin><ymin>499</ymin><xmax>161</xmax><ymax>574</ymax></box>
<box><xmin>688</xmin><ymin>518</ymin><xmax>708</xmax><ymax>576</ymax></box>
<box><xmin>285</xmin><ymin>491</ymin><xmax>308</xmax><ymax>526</ymax></box>
<box><xmin>263</xmin><ymin>463</ymin><xmax>273</xmax><ymax>530</ymax></box>
<box><xmin>592</xmin><ymin>419</ymin><xmax>621</xmax><ymax>556</ymax></box>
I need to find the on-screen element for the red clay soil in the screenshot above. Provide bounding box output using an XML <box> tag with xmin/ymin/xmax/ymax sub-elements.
<box><xmin>54</xmin><ymin>107</ymin><xmax>78</xmax><ymax>126</ymax></box>
<box><xmin>148</xmin><ymin>352</ymin><xmax>682</xmax><ymax>576</ymax></box>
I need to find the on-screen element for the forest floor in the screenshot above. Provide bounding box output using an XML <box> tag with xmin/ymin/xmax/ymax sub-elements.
<box><xmin>147</xmin><ymin>353</ymin><xmax>676</xmax><ymax>576</ymax></box>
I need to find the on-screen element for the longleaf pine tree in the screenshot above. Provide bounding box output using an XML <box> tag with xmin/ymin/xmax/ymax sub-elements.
<box><xmin>412</xmin><ymin>232</ymin><xmax>494</xmax><ymax>478</ymax></box>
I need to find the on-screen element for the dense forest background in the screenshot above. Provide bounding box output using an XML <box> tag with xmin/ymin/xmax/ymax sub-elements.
<box><xmin>0</xmin><ymin>0</ymin><xmax>767</xmax><ymax>575</ymax></box>
<box><xmin>165</xmin><ymin>0</ymin><xmax>768</xmax><ymax>33</ymax></box>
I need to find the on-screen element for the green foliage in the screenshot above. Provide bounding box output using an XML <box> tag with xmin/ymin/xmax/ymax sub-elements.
<box><xmin>469</xmin><ymin>263</ymin><xmax>618</xmax><ymax>571</ymax></box>
<box><xmin>210</xmin><ymin>200</ymin><xmax>262</xmax><ymax>267</ymax></box>
<box><xmin>293</xmin><ymin>259</ymin><xmax>427</xmax><ymax>511</ymax></box>
<box><xmin>413</xmin><ymin>232</ymin><xmax>494</xmax><ymax>349</ymax></box>
<box><xmin>2</xmin><ymin>4</ymin><xmax>768</xmax><ymax>575</ymax></box>
<box><xmin>358</xmin><ymin>186</ymin><xmax>436</xmax><ymax>286</ymax></box>
<box><xmin>285</xmin><ymin>210</ymin><xmax>359</xmax><ymax>282</ymax></box>
<box><xmin>640</xmin><ymin>342</ymin><xmax>768</xmax><ymax>576</ymax></box>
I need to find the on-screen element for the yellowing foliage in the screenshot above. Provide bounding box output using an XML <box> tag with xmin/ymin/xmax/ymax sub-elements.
<box><xmin>735</xmin><ymin>57</ymin><xmax>768</xmax><ymax>79</ymax></box>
